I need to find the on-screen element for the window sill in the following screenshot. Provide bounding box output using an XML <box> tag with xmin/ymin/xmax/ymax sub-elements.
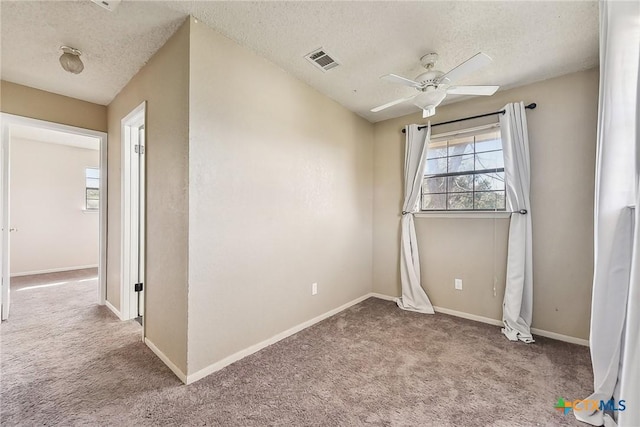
<box><xmin>414</xmin><ymin>211</ymin><xmax>511</xmax><ymax>219</ymax></box>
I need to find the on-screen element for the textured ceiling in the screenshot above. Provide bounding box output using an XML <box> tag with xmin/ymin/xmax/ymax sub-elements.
<box><xmin>0</xmin><ymin>0</ymin><xmax>186</xmax><ymax>105</ymax></box>
<box><xmin>0</xmin><ymin>1</ymin><xmax>599</xmax><ymax>123</ymax></box>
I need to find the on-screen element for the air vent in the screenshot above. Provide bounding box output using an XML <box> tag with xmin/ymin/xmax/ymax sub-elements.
<box><xmin>304</xmin><ymin>48</ymin><xmax>340</xmax><ymax>72</ymax></box>
<box><xmin>90</xmin><ymin>0</ymin><xmax>122</xmax><ymax>12</ymax></box>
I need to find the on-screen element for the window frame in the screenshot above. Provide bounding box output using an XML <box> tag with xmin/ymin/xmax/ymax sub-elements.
<box><xmin>420</xmin><ymin>123</ymin><xmax>506</xmax><ymax>213</ymax></box>
<box><xmin>85</xmin><ymin>167</ymin><xmax>100</xmax><ymax>211</ymax></box>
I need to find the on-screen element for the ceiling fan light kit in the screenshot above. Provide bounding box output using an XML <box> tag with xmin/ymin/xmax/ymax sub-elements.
<box><xmin>413</xmin><ymin>88</ymin><xmax>448</xmax><ymax>118</ymax></box>
<box><xmin>59</xmin><ymin>46</ymin><xmax>84</xmax><ymax>74</ymax></box>
<box><xmin>371</xmin><ymin>52</ymin><xmax>500</xmax><ymax>118</ymax></box>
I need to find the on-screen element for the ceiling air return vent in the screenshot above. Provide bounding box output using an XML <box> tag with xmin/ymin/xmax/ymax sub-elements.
<box><xmin>304</xmin><ymin>48</ymin><xmax>340</xmax><ymax>72</ymax></box>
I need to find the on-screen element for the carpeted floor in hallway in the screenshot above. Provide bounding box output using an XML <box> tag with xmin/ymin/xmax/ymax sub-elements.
<box><xmin>1</xmin><ymin>270</ymin><xmax>593</xmax><ymax>426</ymax></box>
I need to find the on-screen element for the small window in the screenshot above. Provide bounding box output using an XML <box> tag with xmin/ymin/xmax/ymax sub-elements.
<box><xmin>421</xmin><ymin>127</ymin><xmax>505</xmax><ymax>211</ymax></box>
<box><xmin>85</xmin><ymin>168</ymin><xmax>100</xmax><ymax>210</ymax></box>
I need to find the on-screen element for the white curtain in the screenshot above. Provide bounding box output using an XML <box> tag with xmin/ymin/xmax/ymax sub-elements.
<box><xmin>396</xmin><ymin>124</ymin><xmax>434</xmax><ymax>314</ymax></box>
<box><xmin>620</xmin><ymin>204</ymin><xmax>640</xmax><ymax>427</ymax></box>
<box><xmin>575</xmin><ymin>1</ymin><xmax>640</xmax><ymax>426</ymax></box>
<box><xmin>500</xmin><ymin>102</ymin><xmax>534</xmax><ymax>343</ymax></box>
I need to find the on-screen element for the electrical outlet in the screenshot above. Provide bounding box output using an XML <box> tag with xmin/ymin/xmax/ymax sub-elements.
<box><xmin>312</xmin><ymin>282</ymin><xmax>318</xmax><ymax>295</ymax></box>
<box><xmin>455</xmin><ymin>278</ymin><xmax>463</xmax><ymax>290</ymax></box>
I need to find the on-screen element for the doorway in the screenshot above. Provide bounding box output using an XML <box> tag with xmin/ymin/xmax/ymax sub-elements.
<box><xmin>120</xmin><ymin>102</ymin><xmax>146</xmax><ymax>323</ymax></box>
<box><xmin>0</xmin><ymin>114</ymin><xmax>108</xmax><ymax>320</ymax></box>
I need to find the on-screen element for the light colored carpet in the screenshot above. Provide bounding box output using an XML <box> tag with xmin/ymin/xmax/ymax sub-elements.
<box><xmin>1</xmin><ymin>270</ymin><xmax>593</xmax><ymax>426</ymax></box>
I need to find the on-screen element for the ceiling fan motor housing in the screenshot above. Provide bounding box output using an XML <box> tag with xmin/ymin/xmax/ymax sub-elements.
<box><xmin>414</xmin><ymin>70</ymin><xmax>444</xmax><ymax>90</ymax></box>
<box><xmin>413</xmin><ymin>89</ymin><xmax>447</xmax><ymax>110</ymax></box>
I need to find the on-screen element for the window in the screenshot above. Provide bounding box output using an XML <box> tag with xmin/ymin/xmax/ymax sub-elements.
<box><xmin>421</xmin><ymin>126</ymin><xmax>505</xmax><ymax>211</ymax></box>
<box><xmin>85</xmin><ymin>168</ymin><xmax>100</xmax><ymax>210</ymax></box>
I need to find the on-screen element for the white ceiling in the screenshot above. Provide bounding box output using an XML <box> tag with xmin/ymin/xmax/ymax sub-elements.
<box><xmin>1</xmin><ymin>1</ymin><xmax>599</xmax><ymax>123</ymax></box>
<box><xmin>11</xmin><ymin>124</ymin><xmax>100</xmax><ymax>150</ymax></box>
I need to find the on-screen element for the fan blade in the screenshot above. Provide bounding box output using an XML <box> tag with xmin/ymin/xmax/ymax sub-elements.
<box><xmin>371</xmin><ymin>94</ymin><xmax>418</xmax><ymax>112</ymax></box>
<box><xmin>446</xmin><ymin>85</ymin><xmax>499</xmax><ymax>96</ymax></box>
<box><xmin>381</xmin><ymin>74</ymin><xmax>423</xmax><ymax>89</ymax></box>
<box><xmin>439</xmin><ymin>52</ymin><xmax>493</xmax><ymax>84</ymax></box>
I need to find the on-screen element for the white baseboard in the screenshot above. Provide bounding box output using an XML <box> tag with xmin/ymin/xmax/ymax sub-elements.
<box><xmin>10</xmin><ymin>264</ymin><xmax>98</xmax><ymax>277</ymax></box>
<box><xmin>530</xmin><ymin>327</ymin><xmax>589</xmax><ymax>347</ymax></box>
<box><xmin>186</xmin><ymin>293</ymin><xmax>373</xmax><ymax>384</ymax></box>
<box><xmin>369</xmin><ymin>292</ymin><xmax>396</xmax><ymax>302</ymax></box>
<box><xmin>104</xmin><ymin>300</ymin><xmax>122</xmax><ymax>320</ymax></box>
<box><xmin>145</xmin><ymin>337</ymin><xmax>187</xmax><ymax>384</ymax></box>
<box><xmin>432</xmin><ymin>305</ymin><xmax>504</xmax><ymax>327</ymax></box>
<box><xmin>369</xmin><ymin>293</ymin><xmax>589</xmax><ymax>347</ymax></box>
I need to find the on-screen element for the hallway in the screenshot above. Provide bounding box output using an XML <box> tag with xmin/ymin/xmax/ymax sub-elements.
<box><xmin>0</xmin><ymin>269</ymin><xmax>181</xmax><ymax>425</ymax></box>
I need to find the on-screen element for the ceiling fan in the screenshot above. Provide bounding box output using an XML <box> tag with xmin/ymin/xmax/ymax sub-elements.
<box><xmin>371</xmin><ymin>52</ymin><xmax>499</xmax><ymax>118</ymax></box>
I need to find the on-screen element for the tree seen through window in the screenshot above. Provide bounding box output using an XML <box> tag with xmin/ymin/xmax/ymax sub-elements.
<box><xmin>421</xmin><ymin>128</ymin><xmax>505</xmax><ymax>211</ymax></box>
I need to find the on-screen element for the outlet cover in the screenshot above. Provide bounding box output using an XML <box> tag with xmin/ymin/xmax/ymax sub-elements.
<box><xmin>312</xmin><ymin>283</ymin><xmax>318</xmax><ymax>295</ymax></box>
<box><xmin>455</xmin><ymin>279</ymin><xmax>463</xmax><ymax>290</ymax></box>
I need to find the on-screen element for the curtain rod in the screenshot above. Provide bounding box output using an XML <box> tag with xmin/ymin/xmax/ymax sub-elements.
<box><xmin>401</xmin><ymin>103</ymin><xmax>537</xmax><ymax>133</ymax></box>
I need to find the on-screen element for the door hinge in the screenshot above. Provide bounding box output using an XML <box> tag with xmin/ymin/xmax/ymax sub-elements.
<box><xmin>134</xmin><ymin>145</ymin><xmax>145</xmax><ymax>154</ymax></box>
<box><xmin>134</xmin><ymin>282</ymin><xmax>143</xmax><ymax>292</ymax></box>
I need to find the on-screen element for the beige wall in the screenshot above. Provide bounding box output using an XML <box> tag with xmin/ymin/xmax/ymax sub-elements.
<box><xmin>1</xmin><ymin>81</ymin><xmax>107</xmax><ymax>132</ymax></box>
<box><xmin>186</xmin><ymin>17</ymin><xmax>373</xmax><ymax>374</ymax></box>
<box><xmin>373</xmin><ymin>68</ymin><xmax>599</xmax><ymax>340</ymax></box>
<box><xmin>10</xmin><ymin>138</ymin><xmax>99</xmax><ymax>275</ymax></box>
<box><xmin>106</xmin><ymin>19</ymin><xmax>190</xmax><ymax>374</ymax></box>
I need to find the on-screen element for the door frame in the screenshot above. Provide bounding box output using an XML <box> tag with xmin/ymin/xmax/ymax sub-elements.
<box><xmin>0</xmin><ymin>113</ymin><xmax>108</xmax><ymax>320</ymax></box>
<box><xmin>120</xmin><ymin>101</ymin><xmax>146</xmax><ymax>321</ymax></box>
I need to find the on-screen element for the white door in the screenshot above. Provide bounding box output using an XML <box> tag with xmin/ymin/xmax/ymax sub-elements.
<box><xmin>121</xmin><ymin>102</ymin><xmax>146</xmax><ymax>322</ymax></box>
